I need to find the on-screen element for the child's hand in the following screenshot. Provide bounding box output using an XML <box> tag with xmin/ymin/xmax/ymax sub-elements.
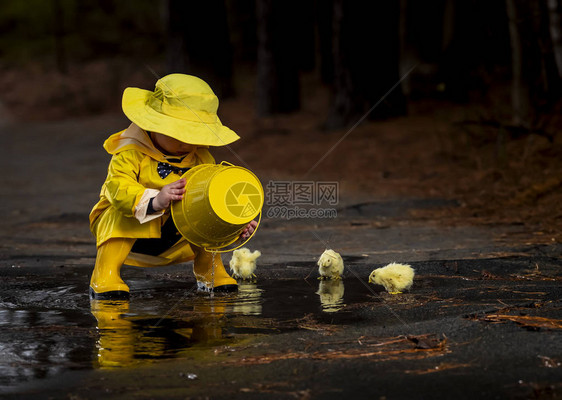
<box><xmin>152</xmin><ymin>178</ymin><xmax>186</xmax><ymax>211</ymax></box>
<box><xmin>240</xmin><ymin>220</ymin><xmax>258</xmax><ymax>240</ymax></box>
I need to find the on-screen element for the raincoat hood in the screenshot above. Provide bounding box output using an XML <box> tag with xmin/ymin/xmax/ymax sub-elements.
<box><xmin>104</xmin><ymin>123</ymin><xmax>215</xmax><ymax>166</ymax></box>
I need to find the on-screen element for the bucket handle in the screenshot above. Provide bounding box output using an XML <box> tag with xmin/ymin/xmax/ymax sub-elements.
<box><xmin>204</xmin><ymin>210</ymin><xmax>262</xmax><ymax>254</ymax></box>
<box><xmin>220</xmin><ymin>160</ymin><xmax>234</xmax><ymax>166</ymax></box>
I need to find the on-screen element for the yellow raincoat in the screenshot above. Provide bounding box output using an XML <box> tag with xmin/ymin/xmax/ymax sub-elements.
<box><xmin>89</xmin><ymin>124</ymin><xmax>215</xmax><ymax>264</ymax></box>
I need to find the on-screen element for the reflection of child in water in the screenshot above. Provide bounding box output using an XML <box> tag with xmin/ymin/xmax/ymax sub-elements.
<box><xmin>89</xmin><ymin>74</ymin><xmax>256</xmax><ymax>299</ymax></box>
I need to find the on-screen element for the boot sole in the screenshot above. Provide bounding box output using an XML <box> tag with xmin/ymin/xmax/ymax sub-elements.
<box><xmin>89</xmin><ymin>287</ymin><xmax>130</xmax><ymax>300</ymax></box>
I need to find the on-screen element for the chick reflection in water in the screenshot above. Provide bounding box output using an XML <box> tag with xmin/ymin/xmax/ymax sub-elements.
<box><xmin>232</xmin><ymin>282</ymin><xmax>263</xmax><ymax>315</ymax></box>
<box><xmin>90</xmin><ymin>299</ymin><xmax>225</xmax><ymax>369</ymax></box>
<box><xmin>316</xmin><ymin>280</ymin><xmax>345</xmax><ymax>312</ymax></box>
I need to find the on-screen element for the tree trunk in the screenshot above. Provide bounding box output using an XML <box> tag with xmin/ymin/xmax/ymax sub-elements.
<box><xmin>256</xmin><ymin>0</ymin><xmax>301</xmax><ymax>116</ymax></box>
<box><xmin>256</xmin><ymin>0</ymin><xmax>276</xmax><ymax>116</ymax></box>
<box><xmin>325</xmin><ymin>1</ymin><xmax>406</xmax><ymax>130</ymax></box>
<box><xmin>506</xmin><ymin>0</ymin><xmax>529</xmax><ymax>127</ymax></box>
<box><xmin>547</xmin><ymin>0</ymin><xmax>562</xmax><ymax>77</ymax></box>
<box><xmin>536</xmin><ymin>0</ymin><xmax>561</xmax><ymax>99</ymax></box>
<box><xmin>164</xmin><ymin>0</ymin><xmax>188</xmax><ymax>74</ymax></box>
<box><xmin>53</xmin><ymin>0</ymin><xmax>67</xmax><ymax>74</ymax></box>
<box><xmin>317</xmin><ymin>0</ymin><xmax>334</xmax><ymax>84</ymax></box>
<box><xmin>324</xmin><ymin>0</ymin><xmax>354</xmax><ymax>129</ymax></box>
<box><xmin>506</xmin><ymin>0</ymin><xmax>560</xmax><ymax>127</ymax></box>
<box><xmin>165</xmin><ymin>0</ymin><xmax>233</xmax><ymax>98</ymax></box>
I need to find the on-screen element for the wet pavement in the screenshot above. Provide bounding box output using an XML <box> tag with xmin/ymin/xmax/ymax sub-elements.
<box><xmin>1</xmin><ymin>116</ymin><xmax>562</xmax><ymax>399</ymax></box>
<box><xmin>1</xmin><ymin>244</ymin><xmax>561</xmax><ymax>399</ymax></box>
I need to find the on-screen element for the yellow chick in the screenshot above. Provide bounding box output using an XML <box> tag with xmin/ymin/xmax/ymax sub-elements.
<box><xmin>317</xmin><ymin>249</ymin><xmax>344</xmax><ymax>280</ymax></box>
<box><xmin>229</xmin><ymin>247</ymin><xmax>261</xmax><ymax>280</ymax></box>
<box><xmin>368</xmin><ymin>262</ymin><xmax>415</xmax><ymax>294</ymax></box>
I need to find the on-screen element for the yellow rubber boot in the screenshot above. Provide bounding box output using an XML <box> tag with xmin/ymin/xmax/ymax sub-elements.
<box><xmin>90</xmin><ymin>238</ymin><xmax>135</xmax><ymax>299</ymax></box>
<box><xmin>192</xmin><ymin>247</ymin><xmax>238</xmax><ymax>293</ymax></box>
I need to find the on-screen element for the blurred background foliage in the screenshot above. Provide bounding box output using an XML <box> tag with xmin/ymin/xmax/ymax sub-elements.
<box><xmin>0</xmin><ymin>0</ymin><xmax>560</xmax><ymax>132</ymax></box>
<box><xmin>0</xmin><ymin>0</ymin><xmax>164</xmax><ymax>64</ymax></box>
<box><xmin>0</xmin><ymin>0</ymin><xmax>560</xmax><ymax>240</ymax></box>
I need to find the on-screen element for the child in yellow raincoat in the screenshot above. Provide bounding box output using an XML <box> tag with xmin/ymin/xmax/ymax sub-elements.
<box><xmin>89</xmin><ymin>74</ymin><xmax>256</xmax><ymax>299</ymax></box>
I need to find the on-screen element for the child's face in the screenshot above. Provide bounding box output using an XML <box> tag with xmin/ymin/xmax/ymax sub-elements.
<box><xmin>151</xmin><ymin>132</ymin><xmax>200</xmax><ymax>156</ymax></box>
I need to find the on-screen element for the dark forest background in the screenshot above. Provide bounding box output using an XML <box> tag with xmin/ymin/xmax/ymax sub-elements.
<box><xmin>1</xmin><ymin>0</ymin><xmax>561</xmax><ymax>132</ymax></box>
<box><xmin>1</xmin><ymin>0</ymin><xmax>562</xmax><ymax>242</ymax></box>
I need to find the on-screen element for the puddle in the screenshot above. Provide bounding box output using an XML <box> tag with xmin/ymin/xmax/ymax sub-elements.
<box><xmin>2</xmin><ymin>257</ymin><xmax>561</xmax><ymax>397</ymax></box>
<box><xmin>0</xmin><ymin>268</ymin><xmax>375</xmax><ymax>391</ymax></box>
<box><xmin>6</xmin><ymin>261</ymin><xmax>556</xmax><ymax>391</ymax></box>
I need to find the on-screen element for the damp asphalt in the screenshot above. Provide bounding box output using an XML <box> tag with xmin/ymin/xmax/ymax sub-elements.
<box><xmin>1</xmin><ymin>116</ymin><xmax>561</xmax><ymax>399</ymax></box>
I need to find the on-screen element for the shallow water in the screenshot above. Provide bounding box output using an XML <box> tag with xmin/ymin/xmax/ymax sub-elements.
<box><xmin>0</xmin><ymin>267</ymin><xmax>375</xmax><ymax>391</ymax></box>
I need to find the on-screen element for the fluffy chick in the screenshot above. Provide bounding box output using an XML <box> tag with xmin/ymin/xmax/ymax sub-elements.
<box><xmin>317</xmin><ymin>249</ymin><xmax>344</xmax><ymax>280</ymax></box>
<box><xmin>229</xmin><ymin>247</ymin><xmax>261</xmax><ymax>280</ymax></box>
<box><xmin>368</xmin><ymin>262</ymin><xmax>415</xmax><ymax>294</ymax></box>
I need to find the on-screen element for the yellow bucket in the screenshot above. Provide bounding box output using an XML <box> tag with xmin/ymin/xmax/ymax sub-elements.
<box><xmin>171</xmin><ymin>161</ymin><xmax>264</xmax><ymax>252</ymax></box>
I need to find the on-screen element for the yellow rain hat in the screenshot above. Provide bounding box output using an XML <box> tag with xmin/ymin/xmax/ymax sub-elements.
<box><xmin>122</xmin><ymin>74</ymin><xmax>240</xmax><ymax>146</ymax></box>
